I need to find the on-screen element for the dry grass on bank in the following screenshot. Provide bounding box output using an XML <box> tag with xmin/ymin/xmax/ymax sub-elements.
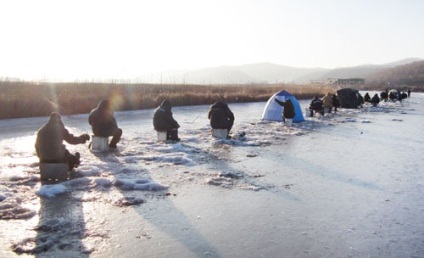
<box><xmin>0</xmin><ymin>81</ymin><xmax>338</xmax><ymax>119</ymax></box>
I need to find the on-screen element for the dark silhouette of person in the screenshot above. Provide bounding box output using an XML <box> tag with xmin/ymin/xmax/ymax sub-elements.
<box><xmin>397</xmin><ymin>89</ymin><xmax>402</xmax><ymax>102</ymax></box>
<box><xmin>35</xmin><ymin>112</ymin><xmax>89</xmax><ymax>170</ymax></box>
<box><xmin>309</xmin><ymin>96</ymin><xmax>324</xmax><ymax>117</ymax></box>
<box><xmin>380</xmin><ymin>91</ymin><xmax>388</xmax><ymax>101</ymax></box>
<box><xmin>153</xmin><ymin>100</ymin><xmax>180</xmax><ymax>141</ymax></box>
<box><xmin>88</xmin><ymin>99</ymin><xmax>122</xmax><ymax>148</ymax></box>
<box><xmin>274</xmin><ymin>98</ymin><xmax>295</xmax><ymax>123</ymax></box>
<box><xmin>208</xmin><ymin>101</ymin><xmax>235</xmax><ymax>134</ymax></box>
<box><xmin>364</xmin><ymin>93</ymin><xmax>371</xmax><ymax>103</ymax></box>
<box><xmin>370</xmin><ymin>94</ymin><xmax>380</xmax><ymax>107</ymax></box>
<box><xmin>332</xmin><ymin>94</ymin><xmax>340</xmax><ymax>112</ymax></box>
<box><xmin>407</xmin><ymin>89</ymin><xmax>411</xmax><ymax>97</ymax></box>
<box><xmin>389</xmin><ymin>91</ymin><xmax>397</xmax><ymax>101</ymax></box>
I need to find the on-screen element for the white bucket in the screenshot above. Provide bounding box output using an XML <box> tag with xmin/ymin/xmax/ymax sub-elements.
<box><xmin>305</xmin><ymin>107</ymin><xmax>311</xmax><ymax>117</ymax></box>
<box><xmin>91</xmin><ymin>136</ymin><xmax>109</xmax><ymax>152</ymax></box>
<box><xmin>39</xmin><ymin>163</ymin><xmax>69</xmax><ymax>181</ymax></box>
<box><xmin>157</xmin><ymin>131</ymin><xmax>167</xmax><ymax>142</ymax></box>
<box><xmin>285</xmin><ymin>118</ymin><xmax>293</xmax><ymax>127</ymax></box>
<box><xmin>212</xmin><ymin>129</ymin><xmax>228</xmax><ymax>139</ymax></box>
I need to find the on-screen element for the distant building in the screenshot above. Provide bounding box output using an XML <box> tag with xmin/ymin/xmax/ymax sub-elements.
<box><xmin>310</xmin><ymin>78</ymin><xmax>338</xmax><ymax>85</ymax></box>
<box><xmin>335</xmin><ymin>78</ymin><xmax>365</xmax><ymax>85</ymax></box>
<box><xmin>310</xmin><ymin>78</ymin><xmax>365</xmax><ymax>86</ymax></box>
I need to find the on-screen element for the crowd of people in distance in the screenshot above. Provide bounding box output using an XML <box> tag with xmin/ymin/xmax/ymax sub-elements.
<box><xmin>308</xmin><ymin>88</ymin><xmax>412</xmax><ymax>117</ymax></box>
<box><xmin>380</xmin><ymin>89</ymin><xmax>410</xmax><ymax>102</ymax></box>
<box><xmin>35</xmin><ymin>88</ymin><xmax>413</xmax><ymax>175</ymax></box>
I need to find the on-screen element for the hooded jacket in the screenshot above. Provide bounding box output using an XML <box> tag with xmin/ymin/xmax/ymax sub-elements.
<box><xmin>274</xmin><ymin>98</ymin><xmax>295</xmax><ymax>119</ymax></box>
<box><xmin>35</xmin><ymin>112</ymin><xmax>87</xmax><ymax>161</ymax></box>
<box><xmin>208</xmin><ymin>101</ymin><xmax>235</xmax><ymax>129</ymax></box>
<box><xmin>153</xmin><ymin>100</ymin><xmax>180</xmax><ymax>131</ymax></box>
<box><xmin>371</xmin><ymin>94</ymin><xmax>380</xmax><ymax>105</ymax></box>
<box><xmin>364</xmin><ymin>93</ymin><xmax>371</xmax><ymax>103</ymax></box>
<box><xmin>310</xmin><ymin>97</ymin><xmax>323</xmax><ymax>111</ymax></box>
<box><xmin>89</xmin><ymin>100</ymin><xmax>119</xmax><ymax>137</ymax></box>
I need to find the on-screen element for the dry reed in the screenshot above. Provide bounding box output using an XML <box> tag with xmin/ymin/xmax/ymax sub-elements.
<box><xmin>0</xmin><ymin>81</ymin><xmax>338</xmax><ymax>119</ymax></box>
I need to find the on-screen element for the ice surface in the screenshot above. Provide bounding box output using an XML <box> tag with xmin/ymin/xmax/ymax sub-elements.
<box><xmin>1</xmin><ymin>93</ymin><xmax>424</xmax><ymax>257</ymax></box>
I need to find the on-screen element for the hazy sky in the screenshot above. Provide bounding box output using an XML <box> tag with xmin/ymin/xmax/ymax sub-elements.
<box><xmin>1</xmin><ymin>0</ymin><xmax>423</xmax><ymax>81</ymax></box>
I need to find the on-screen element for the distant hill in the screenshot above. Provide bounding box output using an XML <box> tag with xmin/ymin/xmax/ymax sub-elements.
<box><xmin>158</xmin><ymin>63</ymin><xmax>329</xmax><ymax>84</ymax></box>
<box><xmin>319</xmin><ymin>58</ymin><xmax>422</xmax><ymax>80</ymax></box>
<box><xmin>365</xmin><ymin>60</ymin><xmax>424</xmax><ymax>89</ymax></box>
<box><xmin>230</xmin><ymin>63</ymin><xmax>329</xmax><ymax>84</ymax></box>
<box><xmin>154</xmin><ymin>58</ymin><xmax>422</xmax><ymax>85</ymax></box>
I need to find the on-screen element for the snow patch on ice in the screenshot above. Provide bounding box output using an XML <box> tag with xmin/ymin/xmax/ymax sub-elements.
<box><xmin>113</xmin><ymin>178</ymin><xmax>168</xmax><ymax>191</ymax></box>
<box><xmin>76</xmin><ymin>166</ymin><xmax>102</xmax><ymax>177</ymax></box>
<box><xmin>36</xmin><ymin>184</ymin><xmax>68</xmax><ymax>197</ymax></box>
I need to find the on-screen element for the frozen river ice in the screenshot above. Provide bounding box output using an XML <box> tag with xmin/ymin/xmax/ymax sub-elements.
<box><xmin>1</xmin><ymin>93</ymin><xmax>424</xmax><ymax>257</ymax></box>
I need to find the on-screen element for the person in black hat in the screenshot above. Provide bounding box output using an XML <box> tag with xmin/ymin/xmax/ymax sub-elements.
<box><xmin>89</xmin><ymin>99</ymin><xmax>123</xmax><ymax>148</ymax></box>
<box><xmin>35</xmin><ymin>112</ymin><xmax>89</xmax><ymax>170</ymax></box>
<box><xmin>208</xmin><ymin>101</ymin><xmax>235</xmax><ymax>137</ymax></box>
<box><xmin>153</xmin><ymin>100</ymin><xmax>180</xmax><ymax>141</ymax></box>
<box><xmin>309</xmin><ymin>96</ymin><xmax>324</xmax><ymax>117</ymax></box>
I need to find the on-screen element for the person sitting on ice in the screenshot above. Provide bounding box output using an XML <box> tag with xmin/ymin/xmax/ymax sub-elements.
<box><xmin>35</xmin><ymin>112</ymin><xmax>90</xmax><ymax>170</ymax></box>
<box><xmin>89</xmin><ymin>99</ymin><xmax>123</xmax><ymax>148</ymax></box>
<box><xmin>364</xmin><ymin>93</ymin><xmax>371</xmax><ymax>103</ymax></box>
<box><xmin>309</xmin><ymin>96</ymin><xmax>324</xmax><ymax>117</ymax></box>
<box><xmin>322</xmin><ymin>92</ymin><xmax>334</xmax><ymax>113</ymax></box>
<box><xmin>370</xmin><ymin>94</ymin><xmax>380</xmax><ymax>107</ymax></box>
<box><xmin>153</xmin><ymin>100</ymin><xmax>180</xmax><ymax>141</ymax></box>
<box><xmin>208</xmin><ymin>101</ymin><xmax>235</xmax><ymax>138</ymax></box>
<box><xmin>380</xmin><ymin>91</ymin><xmax>388</xmax><ymax>102</ymax></box>
<box><xmin>401</xmin><ymin>92</ymin><xmax>408</xmax><ymax>100</ymax></box>
<box><xmin>389</xmin><ymin>91</ymin><xmax>397</xmax><ymax>102</ymax></box>
<box><xmin>274</xmin><ymin>98</ymin><xmax>295</xmax><ymax>124</ymax></box>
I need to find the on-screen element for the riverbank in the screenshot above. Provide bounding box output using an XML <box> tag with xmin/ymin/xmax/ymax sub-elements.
<box><xmin>1</xmin><ymin>81</ymin><xmax>337</xmax><ymax>119</ymax></box>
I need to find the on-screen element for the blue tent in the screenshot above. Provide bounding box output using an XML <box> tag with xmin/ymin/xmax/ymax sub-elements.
<box><xmin>261</xmin><ymin>90</ymin><xmax>305</xmax><ymax>122</ymax></box>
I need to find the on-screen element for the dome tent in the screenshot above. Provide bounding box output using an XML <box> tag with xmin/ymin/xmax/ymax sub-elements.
<box><xmin>262</xmin><ymin>90</ymin><xmax>304</xmax><ymax>123</ymax></box>
<box><xmin>336</xmin><ymin>88</ymin><xmax>362</xmax><ymax>109</ymax></box>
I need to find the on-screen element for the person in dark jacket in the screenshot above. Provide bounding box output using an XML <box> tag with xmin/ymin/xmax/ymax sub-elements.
<box><xmin>309</xmin><ymin>96</ymin><xmax>324</xmax><ymax>117</ymax></box>
<box><xmin>389</xmin><ymin>91</ymin><xmax>397</xmax><ymax>101</ymax></box>
<box><xmin>274</xmin><ymin>98</ymin><xmax>295</xmax><ymax>123</ymax></box>
<box><xmin>370</xmin><ymin>93</ymin><xmax>380</xmax><ymax>107</ymax></box>
<box><xmin>89</xmin><ymin>99</ymin><xmax>122</xmax><ymax>148</ymax></box>
<box><xmin>364</xmin><ymin>93</ymin><xmax>371</xmax><ymax>103</ymax></box>
<box><xmin>208</xmin><ymin>101</ymin><xmax>235</xmax><ymax>134</ymax></box>
<box><xmin>153</xmin><ymin>100</ymin><xmax>180</xmax><ymax>141</ymax></box>
<box><xmin>332</xmin><ymin>94</ymin><xmax>340</xmax><ymax>112</ymax></box>
<box><xmin>35</xmin><ymin>112</ymin><xmax>90</xmax><ymax>170</ymax></box>
<box><xmin>380</xmin><ymin>91</ymin><xmax>388</xmax><ymax>102</ymax></box>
